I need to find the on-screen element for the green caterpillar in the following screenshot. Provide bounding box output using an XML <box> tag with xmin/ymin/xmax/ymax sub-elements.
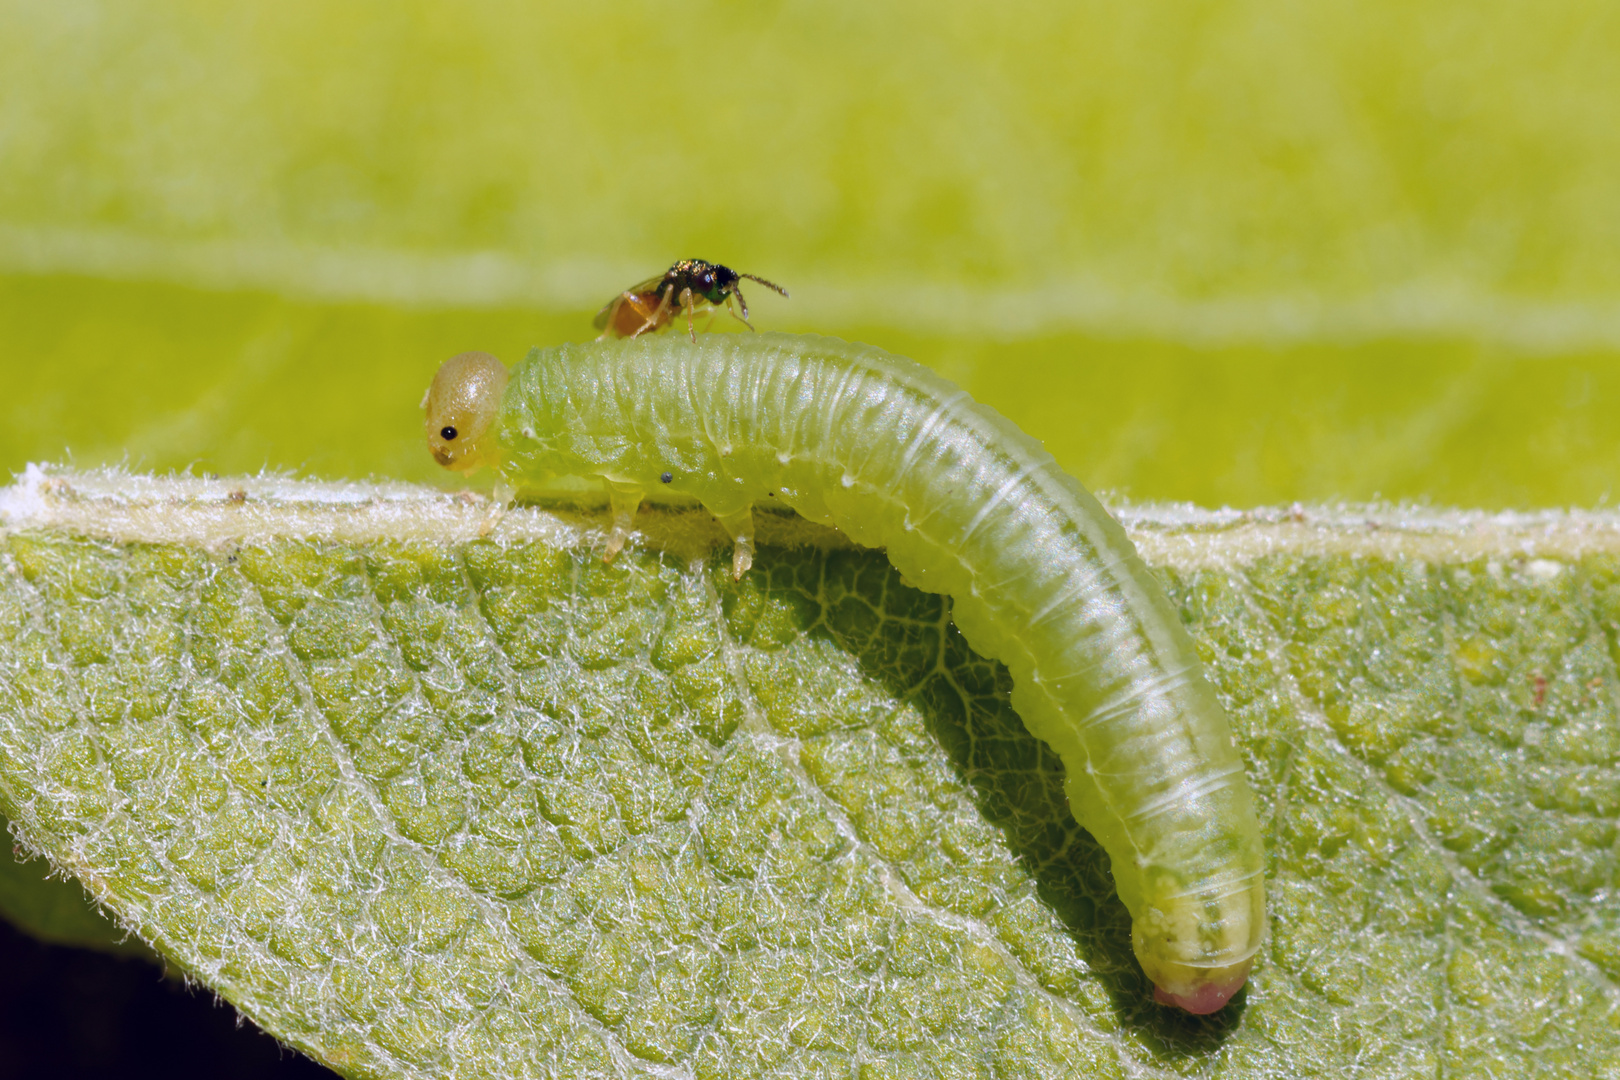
<box><xmin>424</xmin><ymin>333</ymin><xmax>1265</xmax><ymax>1013</ymax></box>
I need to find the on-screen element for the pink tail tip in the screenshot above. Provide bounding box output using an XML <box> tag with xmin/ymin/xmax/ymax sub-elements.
<box><xmin>1153</xmin><ymin>974</ymin><xmax>1248</xmax><ymax>1015</ymax></box>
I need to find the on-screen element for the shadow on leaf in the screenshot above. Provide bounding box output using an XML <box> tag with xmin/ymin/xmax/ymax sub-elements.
<box><xmin>803</xmin><ymin>547</ymin><xmax>1248</xmax><ymax>1056</ymax></box>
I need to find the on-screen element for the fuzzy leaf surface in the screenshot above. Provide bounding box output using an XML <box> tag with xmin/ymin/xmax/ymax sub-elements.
<box><xmin>1</xmin><ymin>471</ymin><xmax>1617</xmax><ymax>1078</ymax></box>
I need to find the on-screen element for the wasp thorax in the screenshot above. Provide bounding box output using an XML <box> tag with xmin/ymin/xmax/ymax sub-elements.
<box><xmin>424</xmin><ymin>351</ymin><xmax>510</xmax><ymax>472</ymax></box>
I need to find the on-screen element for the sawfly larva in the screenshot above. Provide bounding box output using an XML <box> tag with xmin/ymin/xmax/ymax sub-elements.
<box><xmin>424</xmin><ymin>333</ymin><xmax>1266</xmax><ymax>1013</ymax></box>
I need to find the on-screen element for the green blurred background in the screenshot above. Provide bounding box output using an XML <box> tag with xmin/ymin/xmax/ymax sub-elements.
<box><xmin>2</xmin><ymin>2</ymin><xmax>1619</xmax><ymax>507</ymax></box>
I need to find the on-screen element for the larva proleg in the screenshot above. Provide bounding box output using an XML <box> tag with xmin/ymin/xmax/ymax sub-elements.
<box><xmin>603</xmin><ymin>479</ymin><xmax>644</xmax><ymax>563</ymax></box>
<box><xmin>425</xmin><ymin>332</ymin><xmax>1267</xmax><ymax>1013</ymax></box>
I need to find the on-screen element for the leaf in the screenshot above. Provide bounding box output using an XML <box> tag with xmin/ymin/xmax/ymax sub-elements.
<box><xmin>0</xmin><ymin>812</ymin><xmax>148</xmax><ymax>957</ymax></box>
<box><xmin>2</xmin><ymin>468</ymin><xmax>1617</xmax><ymax>1078</ymax></box>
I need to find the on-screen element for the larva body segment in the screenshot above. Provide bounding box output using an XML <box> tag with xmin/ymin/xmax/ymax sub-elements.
<box><xmin>434</xmin><ymin>332</ymin><xmax>1265</xmax><ymax>1012</ymax></box>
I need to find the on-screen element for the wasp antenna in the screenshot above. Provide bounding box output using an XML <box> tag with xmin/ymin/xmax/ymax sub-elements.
<box><xmin>740</xmin><ymin>273</ymin><xmax>789</xmax><ymax>298</ymax></box>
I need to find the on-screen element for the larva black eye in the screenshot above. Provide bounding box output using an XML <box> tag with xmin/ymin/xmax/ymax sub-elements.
<box><xmin>441</xmin><ymin>426</ymin><xmax>458</xmax><ymax>441</ymax></box>
<box><xmin>660</xmin><ymin>471</ymin><xmax>674</xmax><ymax>484</ymax></box>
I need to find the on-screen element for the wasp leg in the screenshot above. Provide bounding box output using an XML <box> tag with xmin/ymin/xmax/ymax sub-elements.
<box><xmin>677</xmin><ymin>287</ymin><xmax>701</xmax><ymax>343</ymax></box>
<box><xmin>629</xmin><ymin>289</ymin><xmax>673</xmax><ymax>338</ymax></box>
<box><xmin>603</xmin><ymin>480</ymin><xmax>645</xmax><ymax>563</ymax></box>
<box><xmin>713</xmin><ymin>506</ymin><xmax>756</xmax><ymax>579</ymax></box>
<box><xmin>598</xmin><ymin>292</ymin><xmax>645</xmax><ymax>340</ymax></box>
<box><xmin>724</xmin><ymin>293</ymin><xmax>757</xmax><ymax>331</ymax></box>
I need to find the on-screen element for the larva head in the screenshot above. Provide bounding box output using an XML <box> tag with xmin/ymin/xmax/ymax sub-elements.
<box><xmin>424</xmin><ymin>351</ymin><xmax>509</xmax><ymax>471</ymax></box>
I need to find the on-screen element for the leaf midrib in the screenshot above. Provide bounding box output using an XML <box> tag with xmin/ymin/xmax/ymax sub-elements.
<box><xmin>7</xmin><ymin>469</ymin><xmax>1620</xmax><ymax>570</ymax></box>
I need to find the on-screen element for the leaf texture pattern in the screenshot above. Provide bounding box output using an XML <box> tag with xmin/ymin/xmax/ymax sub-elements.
<box><xmin>0</xmin><ymin>482</ymin><xmax>1617</xmax><ymax>1078</ymax></box>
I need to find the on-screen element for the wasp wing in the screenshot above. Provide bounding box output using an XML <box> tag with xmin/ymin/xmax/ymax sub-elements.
<box><xmin>593</xmin><ymin>276</ymin><xmax>670</xmax><ymax>330</ymax></box>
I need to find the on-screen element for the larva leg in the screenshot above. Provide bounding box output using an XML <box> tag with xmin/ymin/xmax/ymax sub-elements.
<box><xmin>478</xmin><ymin>480</ymin><xmax>516</xmax><ymax>537</ymax></box>
<box><xmin>603</xmin><ymin>480</ymin><xmax>645</xmax><ymax>562</ymax></box>
<box><xmin>713</xmin><ymin>506</ymin><xmax>756</xmax><ymax>579</ymax></box>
